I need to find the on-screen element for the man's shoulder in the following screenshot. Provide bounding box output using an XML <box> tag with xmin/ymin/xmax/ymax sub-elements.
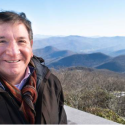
<box><xmin>32</xmin><ymin>55</ymin><xmax>62</xmax><ymax>91</ymax></box>
<box><xmin>31</xmin><ymin>55</ymin><xmax>49</xmax><ymax>77</ymax></box>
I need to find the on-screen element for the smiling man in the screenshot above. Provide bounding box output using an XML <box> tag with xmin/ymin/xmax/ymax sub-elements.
<box><xmin>0</xmin><ymin>11</ymin><xmax>67</xmax><ymax>124</ymax></box>
<box><xmin>0</xmin><ymin>22</ymin><xmax>33</xmax><ymax>85</ymax></box>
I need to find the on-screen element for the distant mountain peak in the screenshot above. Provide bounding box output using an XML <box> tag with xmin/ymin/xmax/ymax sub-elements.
<box><xmin>43</xmin><ymin>46</ymin><xmax>59</xmax><ymax>52</ymax></box>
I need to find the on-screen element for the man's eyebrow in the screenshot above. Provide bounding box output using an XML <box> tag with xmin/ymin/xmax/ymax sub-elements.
<box><xmin>17</xmin><ymin>37</ymin><xmax>27</xmax><ymax>39</ymax></box>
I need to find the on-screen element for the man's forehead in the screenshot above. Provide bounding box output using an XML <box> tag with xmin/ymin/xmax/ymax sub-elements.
<box><xmin>0</xmin><ymin>23</ymin><xmax>29</xmax><ymax>39</ymax></box>
<box><xmin>0</xmin><ymin>22</ymin><xmax>26</xmax><ymax>31</ymax></box>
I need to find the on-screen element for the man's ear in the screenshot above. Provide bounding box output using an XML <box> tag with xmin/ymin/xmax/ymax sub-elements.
<box><xmin>31</xmin><ymin>40</ymin><xmax>33</xmax><ymax>47</ymax></box>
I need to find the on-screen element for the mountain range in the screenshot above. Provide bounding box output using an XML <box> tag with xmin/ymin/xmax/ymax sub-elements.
<box><xmin>33</xmin><ymin>35</ymin><xmax>125</xmax><ymax>55</ymax></box>
<box><xmin>48</xmin><ymin>52</ymin><xmax>125</xmax><ymax>72</ymax></box>
<box><xmin>96</xmin><ymin>55</ymin><xmax>125</xmax><ymax>72</ymax></box>
<box><xmin>33</xmin><ymin>36</ymin><xmax>125</xmax><ymax>73</ymax></box>
<box><xmin>48</xmin><ymin>53</ymin><xmax>111</xmax><ymax>69</ymax></box>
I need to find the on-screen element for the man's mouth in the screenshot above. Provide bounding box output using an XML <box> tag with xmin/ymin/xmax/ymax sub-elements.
<box><xmin>5</xmin><ymin>60</ymin><xmax>20</xmax><ymax>63</ymax></box>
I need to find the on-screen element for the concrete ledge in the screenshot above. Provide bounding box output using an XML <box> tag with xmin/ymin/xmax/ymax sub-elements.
<box><xmin>64</xmin><ymin>105</ymin><xmax>120</xmax><ymax>124</ymax></box>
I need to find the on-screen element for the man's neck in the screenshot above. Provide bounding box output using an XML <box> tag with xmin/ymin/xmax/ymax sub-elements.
<box><xmin>5</xmin><ymin>71</ymin><xmax>26</xmax><ymax>86</ymax></box>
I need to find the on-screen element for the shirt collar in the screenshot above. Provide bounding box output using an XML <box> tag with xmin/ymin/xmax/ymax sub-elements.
<box><xmin>15</xmin><ymin>66</ymin><xmax>35</xmax><ymax>90</ymax></box>
<box><xmin>0</xmin><ymin>66</ymin><xmax>35</xmax><ymax>90</ymax></box>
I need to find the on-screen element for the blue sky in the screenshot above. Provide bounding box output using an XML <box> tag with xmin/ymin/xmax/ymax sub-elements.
<box><xmin>0</xmin><ymin>0</ymin><xmax>125</xmax><ymax>36</ymax></box>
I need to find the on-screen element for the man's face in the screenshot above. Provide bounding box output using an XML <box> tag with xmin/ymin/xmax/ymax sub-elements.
<box><xmin>0</xmin><ymin>22</ymin><xmax>33</xmax><ymax>82</ymax></box>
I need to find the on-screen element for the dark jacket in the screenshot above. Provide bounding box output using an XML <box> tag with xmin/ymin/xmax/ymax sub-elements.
<box><xmin>0</xmin><ymin>56</ymin><xmax>67</xmax><ymax>124</ymax></box>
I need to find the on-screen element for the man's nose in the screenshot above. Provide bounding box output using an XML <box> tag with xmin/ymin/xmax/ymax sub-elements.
<box><xmin>6</xmin><ymin>41</ymin><xmax>20</xmax><ymax>56</ymax></box>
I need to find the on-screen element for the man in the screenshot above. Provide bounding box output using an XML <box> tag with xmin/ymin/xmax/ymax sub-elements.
<box><xmin>0</xmin><ymin>11</ymin><xmax>67</xmax><ymax>124</ymax></box>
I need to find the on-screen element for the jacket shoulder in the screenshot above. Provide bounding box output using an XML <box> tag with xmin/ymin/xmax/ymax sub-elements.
<box><xmin>31</xmin><ymin>55</ymin><xmax>62</xmax><ymax>92</ymax></box>
<box><xmin>47</xmin><ymin>73</ymin><xmax>62</xmax><ymax>92</ymax></box>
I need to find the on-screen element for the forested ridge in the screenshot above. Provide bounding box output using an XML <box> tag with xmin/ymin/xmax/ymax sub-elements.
<box><xmin>52</xmin><ymin>67</ymin><xmax>125</xmax><ymax>124</ymax></box>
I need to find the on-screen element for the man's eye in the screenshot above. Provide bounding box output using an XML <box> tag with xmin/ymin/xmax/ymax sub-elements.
<box><xmin>18</xmin><ymin>40</ymin><xmax>26</xmax><ymax>43</ymax></box>
<box><xmin>0</xmin><ymin>40</ymin><xmax>6</xmax><ymax>43</ymax></box>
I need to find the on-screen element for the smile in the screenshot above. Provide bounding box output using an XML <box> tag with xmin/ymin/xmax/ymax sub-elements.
<box><xmin>5</xmin><ymin>60</ymin><xmax>20</xmax><ymax>63</ymax></box>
